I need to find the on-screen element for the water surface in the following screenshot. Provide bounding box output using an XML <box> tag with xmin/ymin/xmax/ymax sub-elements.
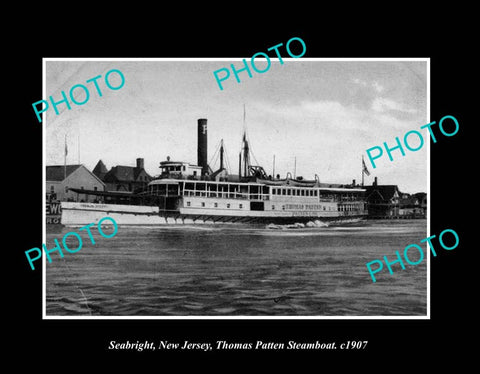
<box><xmin>45</xmin><ymin>220</ymin><xmax>427</xmax><ymax>316</ymax></box>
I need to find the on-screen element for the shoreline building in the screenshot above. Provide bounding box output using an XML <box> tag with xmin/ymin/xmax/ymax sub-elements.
<box><xmin>46</xmin><ymin>164</ymin><xmax>106</xmax><ymax>203</ymax></box>
<box><xmin>93</xmin><ymin>158</ymin><xmax>152</xmax><ymax>193</ymax></box>
<box><xmin>365</xmin><ymin>177</ymin><xmax>426</xmax><ymax>219</ymax></box>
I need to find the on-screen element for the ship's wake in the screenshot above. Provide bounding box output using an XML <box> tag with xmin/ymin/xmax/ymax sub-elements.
<box><xmin>266</xmin><ymin>220</ymin><xmax>330</xmax><ymax>230</ymax></box>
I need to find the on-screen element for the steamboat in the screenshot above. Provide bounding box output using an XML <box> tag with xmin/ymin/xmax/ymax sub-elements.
<box><xmin>61</xmin><ymin>118</ymin><xmax>367</xmax><ymax>226</ymax></box>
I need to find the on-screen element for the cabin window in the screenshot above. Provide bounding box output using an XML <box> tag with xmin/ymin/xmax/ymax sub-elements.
<box><xmin>158</xmin><ymin>185</ymin><xmax>167</xmax><ymax>195</ymax></box>
<box><xmin>220</xmin><ymin>185</ymin><xmax>228</xmax><ymax>198</ymax></box>
<box><xmin>272</xmin><ymin>205</ymin><xmax>275</xmax><ymax>210</ymax></box>
<box><xmin>282</xmin><ymin>189</ymin><xmax>286</xmax><ymax>196</ymax></box>
<box><xmin>186</xmin><ymin>201</ymin><xmax>191</xmax><ymax>207</ymax></box>
<box><xmin>208</xmin><ymin>184</ymin><xmax>217</xmax><ymax>198</ymax></box>
<box><xmin>50</xmin><ymin>185</ymin><xmax>55</xmax><ymax>192</ymax></box>
<box><xmin>227</xmin><ymin>203</ymin><xmax>230</xmax><ymax>208</ymax></box>
<box><xmin>201</xmin><ymin>202</ymin><xmax>205</xmax><ymax>207</ymax></box>
<box><xmin>94</xmin><ymin>186</ymin><xmax>98</xmax><ymax>191</ymax></box>
<box><xmin>282</xmin><ymin>205</ymin><xmax>285</xmax><ymax>210</ymax></box>
<box><xmin>250</xmin><ymin>185</ymin><xmax>259</xmax><ymax>200</ymax></box>
<box><xmin>167</xmin><ymin>184</ymin><xmax>178</xmax><ymax>196</ymax></box>
<box><xmin>239</xmin><ymin>204</ymin><xmax>243</xmax><ymax>209</ymax></box>
<box><xmin>287</xmin><ymin>189</ymin><xmax>291</xmax><ymax>195</ymax></box>
<box><xmin>301</xmin><ymin>190</ymin><xmax>305</xmax><ymax>196</ymax></box>
<box><xmin>214</xmin><ymin>202</ymin><xmax>218</xmax><ymax>208</ymax></box>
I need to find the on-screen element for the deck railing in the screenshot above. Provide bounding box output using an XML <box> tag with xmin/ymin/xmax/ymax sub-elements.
<box><xmin>182</xmin><ymin>189</ymin><xmax>269</xmax><ymax>200</ymax></box>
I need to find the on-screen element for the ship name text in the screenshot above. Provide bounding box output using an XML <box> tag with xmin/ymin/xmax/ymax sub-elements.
<box><xmin>285</xmin><ymin>204</ymin><xmax>323</xmax><ymax>210</ymax></box>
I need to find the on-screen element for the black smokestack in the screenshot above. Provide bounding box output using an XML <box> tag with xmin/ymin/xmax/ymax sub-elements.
<box><xmin>197</xmin><ymin>118</ymin><xmax>208</xmax><ymax>175</ymax></box>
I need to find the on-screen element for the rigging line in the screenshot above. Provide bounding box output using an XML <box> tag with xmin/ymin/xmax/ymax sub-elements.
<box><xmin>208</xmin><ymin>140</ymin><xmax>222</xmax><ymax>168</ymax></box>
<box><xmin>249</xmin><ymin>146</ymin><xmax>260</xmax><ymax>166</ymax></box>
<box><xmin>247</xmin><ymin>135</ymin><xmax>260</xmax><ymax>166</ymax></box>
<box><xmin>243</xmin><ymin>126</ymin><xmax>260</xmax><ymax>166</ymax></box>
<box><xmin>223</xmin><ymin>142</ymin><xmax>231</xmax><ymax>173</ymax></box>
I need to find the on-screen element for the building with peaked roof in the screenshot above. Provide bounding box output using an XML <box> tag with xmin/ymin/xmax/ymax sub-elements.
<box><xmin>46</xmin><ymin>164</ymin><xmax>106</xmax><ymax>202</ymax></box>
<box><xmin>365</xmin><ymin>178</ymin><xmax>401</xmax><ymax>217</ymax></box>
<box><xmin>92</xmin><ymin>159</ymin><xmax>108</xmax><ymax>180</ymax></box>
<box><xmin>94</xmin><ymin>158</ymin><xmax>152</xmax><ymax>192</ymax></box>
<box><xmin>365</xmin><ymin>177</ymin><xmax>426</xmax><ymax>218</ymax></box>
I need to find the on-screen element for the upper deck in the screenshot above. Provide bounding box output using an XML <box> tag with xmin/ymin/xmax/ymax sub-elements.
<box><xmin>146</xmin><ymin>178</ymin><xmax>366</xmax><ymax>202</ymax></box>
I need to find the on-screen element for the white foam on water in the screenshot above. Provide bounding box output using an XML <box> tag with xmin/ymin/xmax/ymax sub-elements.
<box><xmin>267</xmin><ymin>220</ymin><xmax>329</xmax><ymax>230</ymax></box>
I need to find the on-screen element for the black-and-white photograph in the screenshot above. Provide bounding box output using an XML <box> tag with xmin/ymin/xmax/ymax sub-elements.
<box><xmin>43</xmin><ymin>58</ymin><xmax>429</xmax><ymax>317</ymax></box>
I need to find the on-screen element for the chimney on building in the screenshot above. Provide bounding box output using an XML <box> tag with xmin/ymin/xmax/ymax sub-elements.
<box><xmin>136</xmin><ymin>158</ymin><xmax>144</xmax><ymax>169</ymax></box>
<box><xmin>373</xmin><ymin>176</ymin><xmax>378</xmax><ymax>186</ymax></box>
<box><xmin>197</xmin><ymin>118</ymin><xmax>208</xmax><ymax>175</ymax></box>
<box><xmin>352</xmin><ymin>179</ymin><xmax>356</xmax><ymax>186</ymax></box>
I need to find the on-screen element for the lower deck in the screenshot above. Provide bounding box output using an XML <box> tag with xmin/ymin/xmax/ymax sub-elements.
<box><xmin>60</xmin><ymin>200</ymin><xmax>366</xmax><ymax>226</ymax></box>
<box><xmin>179</xmin><ymin>196</ymin><xmax>366</xmax><ymax>218</ymax></box>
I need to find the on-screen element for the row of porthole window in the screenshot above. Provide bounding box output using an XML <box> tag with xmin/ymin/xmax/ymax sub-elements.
<box><xmin>186</xmin><ymin>201</ymin><xmax>244</xmax><ymax>209</ymax></box>
<box><xmin>184</xmin><ymin>201</ymin><xmax>360</xmax><ymax>211</ymax></box>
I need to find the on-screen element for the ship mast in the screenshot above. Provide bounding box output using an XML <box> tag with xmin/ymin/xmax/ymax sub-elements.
<box><xmin>242</xmin><ymin>132</ymin><xmax>250</xmax><ymax>177</ymax></box>
<box><xmin>239</xmin><ymin>104</ymin><xmax>251</xmax><ymax>178</ymax></box>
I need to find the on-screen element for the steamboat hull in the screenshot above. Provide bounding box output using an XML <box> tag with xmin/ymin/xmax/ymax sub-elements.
<box><xmin>61</xmin><ymin>202</ymin><xmax>366</xmax><ymax>227</ymax></box>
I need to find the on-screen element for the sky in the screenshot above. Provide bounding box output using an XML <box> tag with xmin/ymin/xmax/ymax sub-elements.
<box><xmin>45</xmin><ymin>58</ymin><xmax>428</xmax><ymax>193</ymax></box>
